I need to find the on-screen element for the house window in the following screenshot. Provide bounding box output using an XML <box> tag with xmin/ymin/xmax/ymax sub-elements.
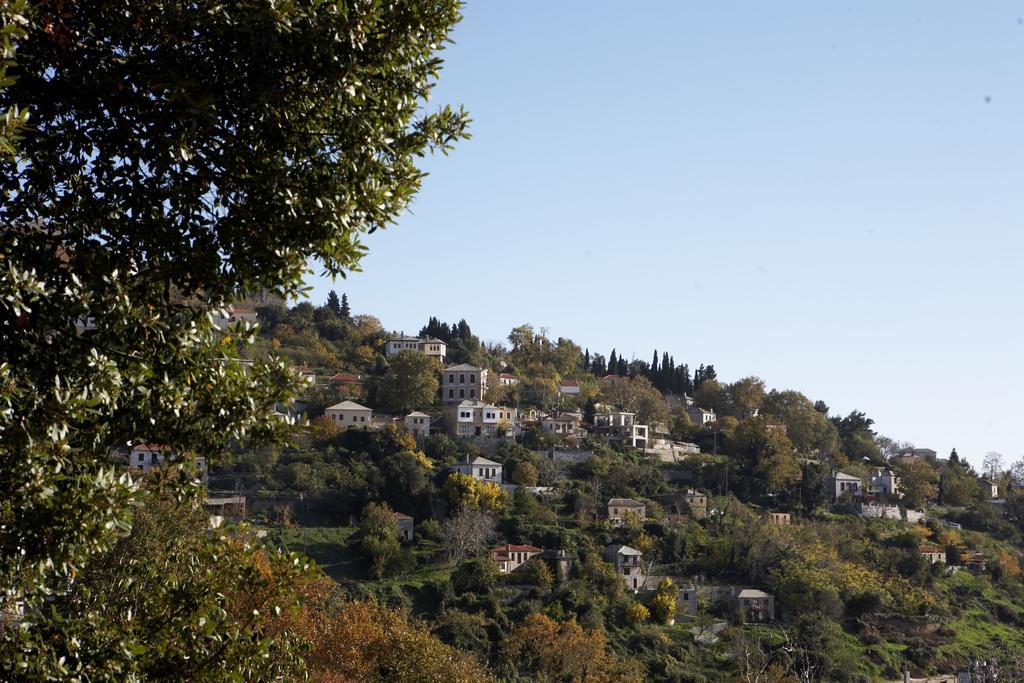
<box><xmin>360</xmin><ymin>416</ymin><xmax>365</xmax><ymax>422</ymax></box>
<box><xmin>470</xmin><ymin>374</ymin><xmax>475</xmax><ymax>384</ymax></box>
<box><xmin>459</xmin><ymin>389</ymin><xmax>465</xmax><ymax>398</ymax></box>
<box><xmin>448</xmin><ymin>374</ymin><xmax>454</xmax><ymax>383</ymax></box>
<box><xmin>448</xmin><ymin>389</ymin><xmax>454</xmax><ymax>398</ymax></box>
<box><xmin>459</xmin><ymin>374</ymin><xmax>465</xmax><ymax>383</ymax></box>
<box><xmin>352</xmin><ymin>415</ymin><xmax>357</xmax><ymax>422</ymax></box>
<box><xmin>469</xmin><ymin>389</ymin><xmax>475</xmax><ymax>398</ymax></box>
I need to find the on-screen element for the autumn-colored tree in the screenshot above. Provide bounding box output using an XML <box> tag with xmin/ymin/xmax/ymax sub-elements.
<box><xmin>500</xmin><ymin>614</ymin><xmax>641</xmax><ymax>682</ymax></box>
<box><xmin>301</xmin><ymin>600</ymin><xmax>491</xmax><ymax>682</ymax></box>
<box><xmin>445</xmin><ymin>472</ymin><xmax>508</xmax><ymax>512</ymax></box>
<box><xmin>625</xmin><ymin>602</ymin><xmax>650</xmax><ymax>625</ymax></box>
<box><xmin>511</xmin><ymin>461</ymin><xmax>540</xmax><ymax>486</ymax></box>
<box><xmin>649</xmin><ymin>578</ymin><xmax>678</xmax><ymax>624</ymax></box>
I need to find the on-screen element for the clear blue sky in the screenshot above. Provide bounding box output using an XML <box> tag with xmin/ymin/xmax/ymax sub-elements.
<box><xmin>308</xmin><ymin>2</ymin><xmax>1024</xmax><ymax>469</ymax></box>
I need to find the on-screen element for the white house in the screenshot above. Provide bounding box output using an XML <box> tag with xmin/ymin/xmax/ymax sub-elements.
<box><xmin>919</xmin><ymin>545</ymin><xmax>947</xmax><ymax>564</ymax></box>
<box><xmin>441</xmin><ymin>364</ymin><xmax>489</xmax><ymax>403</ymax></box>
<box><xmin>404</xmin><ymin>411</ymin><xmax>431</xmax><ymax>438</ymax></box>
<box><xmin>869</xmin><ymin>469</ymin><xmax>900</xmax><ymax>497</ymax></box>
<box><xmin>385</xmin><ymin>335</ymin><xmax>447</xmax><ymax>361</ymax></box>
<box><xmin>498</xmin><ymin>373</ymin><xmax>520</xmax><ymax>386</ymax></box>
<box><xmin>128</xmin><ymin>445</ymin><xmax>208</xmax><ymax>484</ymax></box>
<box><xmin>830</xmin><ymin>471</ymin><xmax>863</xmax><ymax>499</ymax></box>
<box><xmin>449</xmin><ymin>455</ymin><xmax>503</xmax><ymax>484</ymax></box>
<box><xmin>324</xmin><ymin>400</ymin><xmax>373</xmax><ymax>429</ymax></box>
<box><xmin>592</xmin><ymin>411</ymin><xmax>648</xmax><ymax>449</ymax></box>
<box><xmin>491</xmin><ymin>543</ymin><xmax>543</xmax><ymax>574</ymax></box>
<box><xmin>686</xmin><ymin>405</ymin><xmax>717</xmax><ymax>427</ymax></box>
<box><xmin>978</xmin><ymin>478</ymin><xmax>999</xmax><ymax>499</ymax></box>
<box><xmin>557</xmin><ymin>379</ymin><xmax>581</xmax><ymax>395</ymax></box>
<box><xmin>603</xmin><ymin>544</ymin><xmax>646</xmax><ymax>591</ymax></box>
<box><xmin>445</xmin><ymin>400</ymin><xmax>516</xmax><ymax>439</ymax></box>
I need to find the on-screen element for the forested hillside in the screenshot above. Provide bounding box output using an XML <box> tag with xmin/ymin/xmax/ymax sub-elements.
<box><xmin>213</xmin><ymin>294</ymin><xmax>1024</xmax><ymax>682</ymax></box>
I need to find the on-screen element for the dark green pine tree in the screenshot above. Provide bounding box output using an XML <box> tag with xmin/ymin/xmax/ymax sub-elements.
<box><xmin>608</xmin><ymin>349</ymin><xmax>618</xmax><ymax>375</ymax></box>
<box><xmin>617</xmin><ymin>356</ymin><xmax>628</xmax><ymax>376</ymax></box>
<box><xmin>583</xmin><ymin>348</ymin><xmax>591</xmax><ymax>371</ymax></box>
<box><xmin>340</xmin><ymin>293</ymin><xmax>351</xmax><ymax>319</ymax></box>
<box><xmin>661</xmin><ymin>352</ymin><xmax>672</xmax><ymax>392</ymax></box>
<box><xmin>650</xmin><ymin>350</ymin><xmax>659</xmax><ymax>384</ymax></box>
<box><xmin>326</xmin><ymin>290</ymin><xmax>342</xmax><ymax>316</ymax></box>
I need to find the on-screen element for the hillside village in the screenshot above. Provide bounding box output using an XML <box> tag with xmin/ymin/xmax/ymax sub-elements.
<box><xmin>130</xmin><ymin>293</ymin><xmax>1024</xmax><ymax>682</ymax></box>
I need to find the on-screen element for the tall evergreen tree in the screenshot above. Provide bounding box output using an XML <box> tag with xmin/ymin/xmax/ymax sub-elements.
<box><xmin>340</xmin><ymin>293</ymin><xmax>351</xmax><ymax>319</ymax></box>
<box><xmin>583</xmin><ymin>348</ymin><xmax>591</xmax><ymax>371</ymax></box>
<box><xmin>651</xmin><ymin>350</ymin><xmax>659</xmax><ymax>383</ymax></box>
<box><xmin>661</xmin><ymin>352</ymin><xmax>672</xmax><ymax>392</ymax></box>
<box><xmin>617</xmin><ymin>356</ymin><xmax>628</xmax><ymax>376</ymax></box>
<box><xmin>608</xmin><ymin>349</ymin><xmax>618</xmax><ymax>375</ymax></box>
<box><xmin>326</xmin><ymin>290</ymin><xmax>342</xmax><ymax>316</ymax></box>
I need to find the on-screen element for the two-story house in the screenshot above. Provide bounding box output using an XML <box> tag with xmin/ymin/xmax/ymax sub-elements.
<box><xmin>491</xmin><ymin>543</ymin><xmax>543</xmax><ymax>574</ymax></box>
<box><xmin>830</xmin><ymin>471</ymin><xmax>863</xmax><ymax>499</ymax></box>
<box><xmin>592</xmin><ymin>411</ymin><xmax>649</xmax><ymax>449</ymax></box>
<box><xmin>603</xmin><ymin>544</ymin><xmax>646</xmax><ymax>591</ymax></box>
<box><xmin>324</xmin><ymin>400</ymin><xmax>373</xmax><ymax>429</ymax></box>
<box><xmin>395</xmin><ymin>512</ymin><xmax>415</xmax><ymax>542</ymax></box>
<box><xmin>869</xmin><ymin>469</ymin><xmax>900</xmax><ymax>497</ymax></box>
<box><xmin>607</xmin><ymin>498</ymin><xmax>646</xmax><ymax>527</ymax></box>
<box><xmin>385</xmin><ymin>335</ymin><xmax>447</xmax><ymax>362</ymax></box>
<box><xmin>449</xmin><ymin>455</ymin><xmax>503</xmax><ymax>484</ymax></box>
<box><xmin>441</xmin><ymin>364</ymin><xmax>489</xmax><ymax>403</ymax></box>
<box><xmin>541</xmin><ymin>412</ymin><xmax>583</xmax><ymax>440</ymax></box>
<box><xmin>686</xmin><ymin>405</ymin><xmax>717</xmax><ymax>427</ymax></box>
<box><xmin>445</xmin><ymin>400</ymin><xmax>516</xmax><ymax>439</ymax></box>
<box><xmin>404</xmin><ymin>411</ymin><xmax>431</xmax><ymax>439</ymax></box>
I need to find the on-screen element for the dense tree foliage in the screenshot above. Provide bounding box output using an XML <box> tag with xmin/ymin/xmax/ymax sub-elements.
<box><xmin>0</xmin><ymin>2</ymin><xmax>467</xmax><ymax>676</ymax></box>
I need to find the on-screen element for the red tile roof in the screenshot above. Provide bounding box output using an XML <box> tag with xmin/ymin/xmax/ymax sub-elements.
<box><xmin>919</xmin><ymin>545</ymin><xmax>944</xmax><ymax>553</ymax></box>
<box><xmin>558</xmin><ymin>380</ymin><xmax>580</xmax><ymax>387</ymax></box>
<box><xmin>491</xmin><ymin>543</ymin><xmax>543</xmax><ymax>554</ymax></box>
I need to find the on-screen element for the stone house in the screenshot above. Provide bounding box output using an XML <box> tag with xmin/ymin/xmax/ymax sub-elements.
<box><xmin>607</xmin><ymin>498</ymin><xmax>646</xmax><ymax>527</ymax></box>
<box><xmin>404</xmin><ymin>411</ymin><xmax>431</xmax><ymax>439</ymax></box>
<box><xmin>385</xmin><ymin>335</ymin><xmax>447</xmax><ymax>362</ymax></box>
<box><xmin>767</xmin><ymin>512</ymin><xmax>791</xmax><ymax>526</ymax></box>
<box><xmin>491</xmin><ymin>543</ymin><xmax>543</xmax><ymax>574</ymax></box>
<box><xmin>919</xmin><ymin>545</ymin><xmax>947</xmax><ymax>564</ymax></box>
<box><xmin>440</xmin><ymin>364</ymin><xmax>489</xmax><ymax>403</ymax></box>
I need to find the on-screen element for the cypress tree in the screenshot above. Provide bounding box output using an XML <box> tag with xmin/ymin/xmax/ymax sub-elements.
<box><xmin>608</xmin><ymin>349</ymin><xmax>618</xmax><ymax>375</ymax></box>
<box><xmin>584</xmin><ymin>348</ymin><xmax>591</xmax><ymax>371</ymax></box>
<box><xmin>326</xmin><ymin>290</ymin><xmax>342</xmax><ymax>316</ymax></box>
<box><xmin>340</xmin><ymin>293</ymin><xmax>351</xmax><ymax>319</ymax></box>
<box><xmin>650</xmin><ymin>350</ymin><xmax>659</xmax><ymax>385</ymax></box>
